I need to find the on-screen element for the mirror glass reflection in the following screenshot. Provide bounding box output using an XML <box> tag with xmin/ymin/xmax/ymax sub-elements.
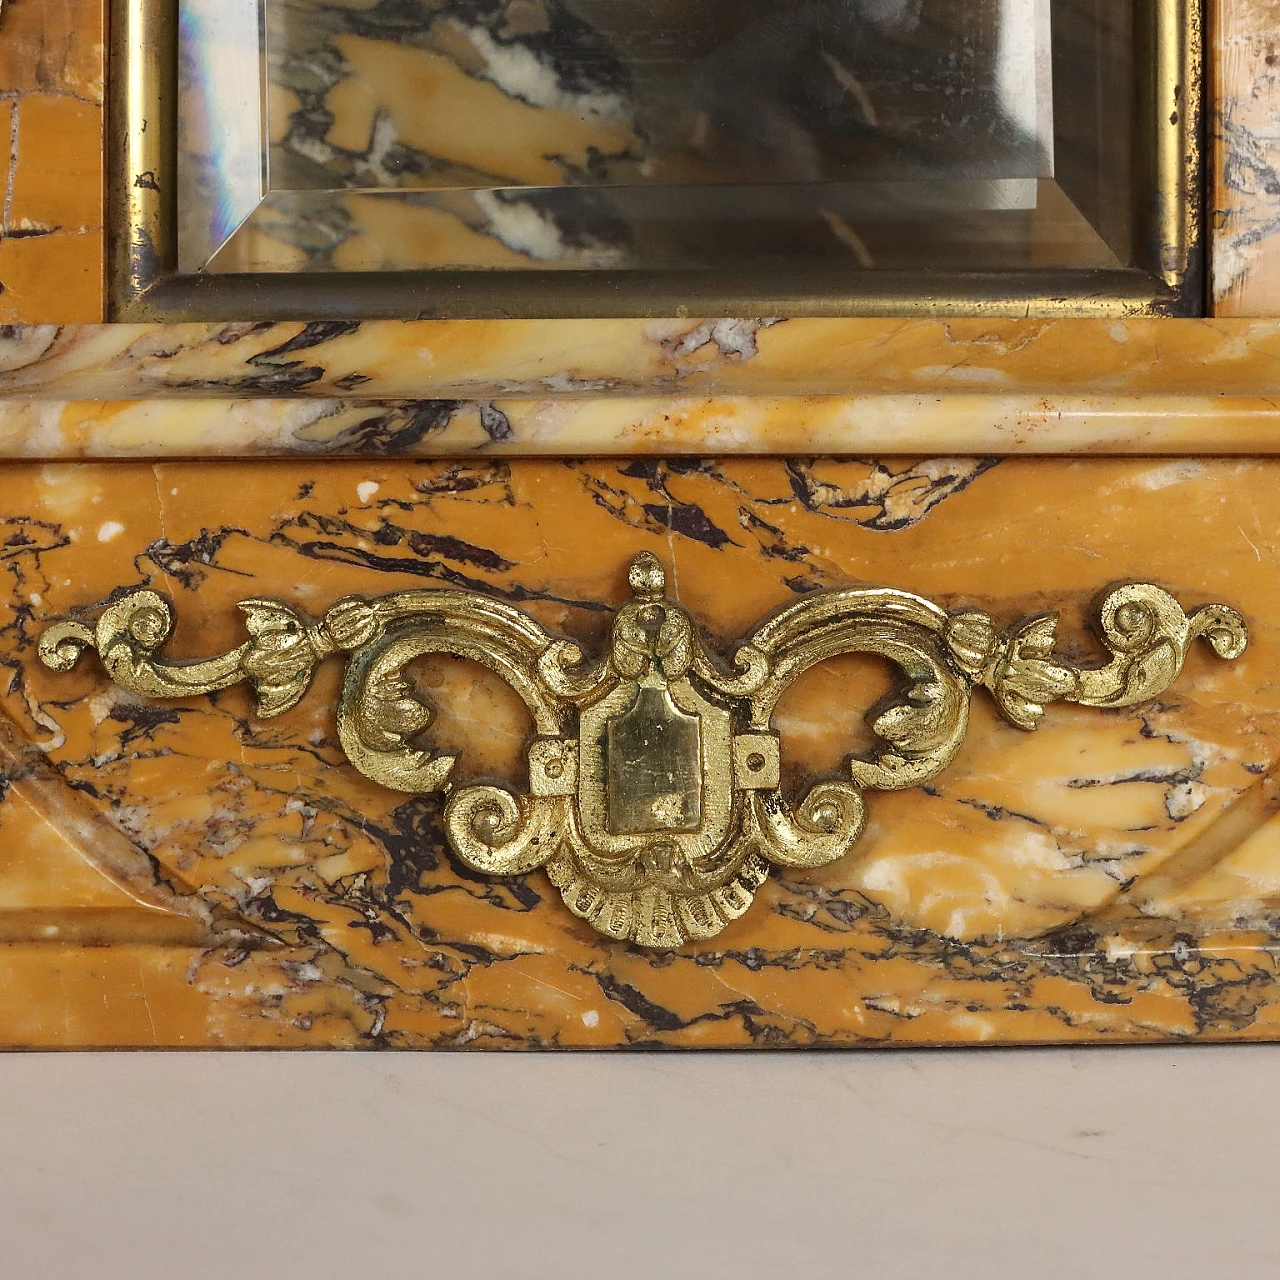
<box><xmin>177</xmin><ymin>0</ymin><xmax>1135</xmax><ymax>276</ymax></box>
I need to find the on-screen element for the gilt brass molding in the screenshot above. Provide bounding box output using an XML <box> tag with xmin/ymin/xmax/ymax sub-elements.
<box><xmin>108</xmin><ymin>0</ymin><xmax>1203</xmax><ymax>320</ymax></box>
<box><xmin>39</xmin><ymin>557</ymin><xmax>1247</xmax><ymax>949</ymax></box>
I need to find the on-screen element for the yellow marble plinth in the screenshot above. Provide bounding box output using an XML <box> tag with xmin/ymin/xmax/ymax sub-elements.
<box><xmin>1</xmin><ymin>455</ymin><xmax>1279</xmax><ymax>1047</ymax></box>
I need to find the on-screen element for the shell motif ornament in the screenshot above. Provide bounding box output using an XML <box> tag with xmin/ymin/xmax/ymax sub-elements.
<box><xmin>39</xmin><ymin>556</ymin><xmax>1248</xmax><ymax>949</ymax></box>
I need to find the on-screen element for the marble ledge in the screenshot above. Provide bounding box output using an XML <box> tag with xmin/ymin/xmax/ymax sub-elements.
<box><xmin>7</xmin><ymin>318</ymin><xmax>1280</xmax><ymax>403</ymax></box>
<box><xmin>4</xmin><ymin>394</ymin><xmax>1280</xmax><ymax>458</ymax></box>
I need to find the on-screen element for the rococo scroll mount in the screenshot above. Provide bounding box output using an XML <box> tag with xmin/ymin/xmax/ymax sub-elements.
<box><xmin>39</xmin><ymin>556</ymin><xmax>1248</xmax><ymax>949</ymax></box>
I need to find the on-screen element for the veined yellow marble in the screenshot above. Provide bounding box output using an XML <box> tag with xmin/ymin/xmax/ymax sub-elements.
<box><xmin>9</xmin><ymin>318</ymin><xmax>1280</xmax><ymax>406</ymax></box>
<box><xmin>2</xmin><ymin>2</ymin><xmax>1279</xmax><ymax>1054</ymax></box>
<box><xmin>1213</xmin><ymin>0</ymin><xmax>1280</xmax><ymax>317</ymax></box>
<box><xmin>0</xmin><ymin>0</ymin><xmax>104</xmax><ymax>323</ymax></box>
<box><xmin>2</xmin><ymin>394</ymin><xmax>1280</xmax><ymax>458</ymax></box>
<box><xmin>2</xmin><ymin>455</ymin><xmax>1279</xmax><ymax>1048</ymax></box>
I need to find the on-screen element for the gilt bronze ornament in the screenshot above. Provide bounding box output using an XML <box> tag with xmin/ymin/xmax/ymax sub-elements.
<box><xmin>39</xmin><ymin>556</ymin><xmax>1248</xmax><ymax>949</ymax></box>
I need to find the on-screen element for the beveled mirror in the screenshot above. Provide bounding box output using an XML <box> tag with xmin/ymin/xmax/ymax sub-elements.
<box><xmin>116</xmin><ymin>2</ymin><xmax>1203</xmax><ymax>316</ymax></box>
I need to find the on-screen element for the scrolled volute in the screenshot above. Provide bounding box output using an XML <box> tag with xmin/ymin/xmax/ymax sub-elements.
<box><xmin>37</xmin><ymin>560</ymin><xmax>1248</xmax><ymax>949</ymax></box>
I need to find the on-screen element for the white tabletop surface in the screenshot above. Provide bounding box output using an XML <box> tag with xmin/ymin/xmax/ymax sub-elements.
<box><xmin>0</xmin><ymin>1047</ymin><xmax>1273</xmax><ymax>1279</ymax></box>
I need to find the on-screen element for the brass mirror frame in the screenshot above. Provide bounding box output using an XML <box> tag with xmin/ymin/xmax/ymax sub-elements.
<box><xmin>109</xmin><ymin>0</ymin><xmax>1205</xmax><ymax>321</ymax></box>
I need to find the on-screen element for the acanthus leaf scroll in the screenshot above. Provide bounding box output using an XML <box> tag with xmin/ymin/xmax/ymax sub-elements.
<box><xmin>38</xmin><ymin>555</ymin><xmax>1248</xmax><ymax>949</ymax></box>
